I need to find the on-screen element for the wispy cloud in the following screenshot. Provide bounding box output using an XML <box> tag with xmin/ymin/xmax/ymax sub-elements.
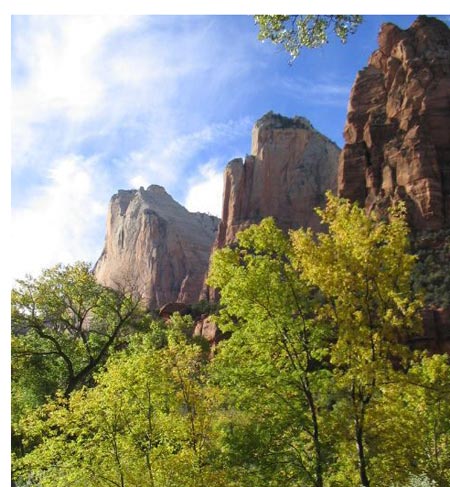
<box><xmin>11</xmin><ymin>154</ymin><xmax>109</xmax><ymax>281</ymax></box>
<box><xmin>184</xmin><ymin>159</ymin><xmax>224</xmax><ymax>217</ymax></box>
<box><xmin>276</xmin><ymin>75</ymin><xmax>352</xmax><ymax>107</ymax></box>
<box><xmin>119</xmin><ymin>117</ymin><xmax>252</xmax><ymax>192</ymax></box>
<box><xmin>12</xmin><ymin>16</ymin><xmax>140</xmax><ymax>168</ymax></box>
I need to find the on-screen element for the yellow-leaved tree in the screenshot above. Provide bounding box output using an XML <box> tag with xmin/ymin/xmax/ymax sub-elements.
<box><xmin>290</xmin><ymin>193</ymin><xmax>423</xmax><ymax>486</ymax></box>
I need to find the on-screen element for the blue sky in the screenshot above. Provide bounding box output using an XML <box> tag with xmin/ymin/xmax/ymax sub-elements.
<box><xmin>11</xmin><ymin>14</ymin><xmax>450</xmax><ymax>280</ymax></box>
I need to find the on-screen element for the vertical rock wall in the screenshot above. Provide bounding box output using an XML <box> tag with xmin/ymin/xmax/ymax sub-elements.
<box><xmin>338</xmin><ymin>16</ymin><xmax>450</xmax><ymax>231</ymax></box>
<box><xmin>338</xmin><ymin>16</ymin><xmax>450</xmax><ymax>352</ymax></box>
<box><xmin>216</xmin><ymin>112</ymin><xmax>341</xmax><ymax>249</ymax></box>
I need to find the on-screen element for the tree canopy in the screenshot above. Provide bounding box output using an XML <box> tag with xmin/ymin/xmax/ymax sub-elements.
<box><xmin>254</xmin><ymin>15</ymin><xmax>363</xmax><ymax>61</ymax></box>
<box><xmin>13</xmin><ymin>315</ymin><xmax>226</xmax><ymax>487</ymax></box>
<box><xmin>12</xmin><ymin>262</ymin><xmax>145</xmax><ymax>399</ymax></box>
<box><xmin>12</xmin><ymin>196</ymin><xmax>450</xmax><ymax>487</ymax></box>
<box><xmin>208</xmin><ymin>193</ymin><xmax>447</xmax><ymax>487</ymax></box>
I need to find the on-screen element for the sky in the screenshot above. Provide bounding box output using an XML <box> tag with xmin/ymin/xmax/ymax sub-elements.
<box><xmin>10</xmin><ymin>13</ymin><xmax>450</xmax><ymax>281</ymax></box>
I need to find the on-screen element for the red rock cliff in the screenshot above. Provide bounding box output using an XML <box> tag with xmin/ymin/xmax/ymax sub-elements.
<box><xmin>216</xmin><ymin>112</ymin><xmax>341</xmax><ymax>249</ymax></box>
<box><xmin>338</xmin><ymin>16</ymin><xmax>450</xmax><ymax>352</ymax></box>
<box><xmin>338</xmin><ymin>16</ymin><xmax>450</xmax><ymax>231</ymax></box>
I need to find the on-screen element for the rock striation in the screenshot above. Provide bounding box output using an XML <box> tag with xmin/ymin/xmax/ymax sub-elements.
<box><xmin>338</xmin><ymin>15</ymin><xmax>450</xmax><ymax>231</ymax></box>
<box><xmin>215</xmin><ymin>112</ymin><xmax>341</xmax><ymax>249</ymax></box>
<box><xmin>338</xmin><ymin>16</ymin><xmax>450</xmax><ymax>353</ymax></box>
<box><xmin>94</xmin><ymin>185</ymin><xmax>219</xmax><ymax>309</ymax></box>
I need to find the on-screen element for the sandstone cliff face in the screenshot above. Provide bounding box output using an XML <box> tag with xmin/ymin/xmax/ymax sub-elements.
<box><xmin>94</xmin><ymin>185</ymin><xmax>219</xmax><ymax>309</ymax></box>
<box><xmin>338</xmin><ymin>16</ymin><xmax>450</xmax><ymax>231</ymax></box>
<box><xmin>216</xmin><ymin>112</ymin><xmax>341</xmax><ymax>249</ymax></box>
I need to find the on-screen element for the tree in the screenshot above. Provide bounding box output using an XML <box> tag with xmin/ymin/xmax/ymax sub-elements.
<box><xmin>290</xmin><ymin>193</ymin><xmax>423</xmax><ymax>487</ymax></box>
<box><xmin>13</xmin><ymin>199</ymin><xmax>447</xmax><ymax>487</ymax></box>
<box><xmin>12</xmin><ymin>262</ymin><xmax>145</xmax><ymax>400</ymax></box>
<box><xmin>254</xmin><ymin>15</ymin><xmax>363</xmax><ymax>61</ymax></box>
<box><xmin>405</xmin><ymin>354</ymin><xmax>450</xmax><ymax>485</ymax></box>
<box><xmin>208</xmin><ymin>193</ymin><xmax>427</xmax><ymax>486</ymax></box>
<box><xmin>208</xmin><ymin>218</ymin><xmax>335</xmax><ymax>487</ymax></box>
<box><xmin>350</xmin><ymin>352</ymin><xmax>450</xmax><ymax>487</ymax></box>
<box><xmin>13</xmin><ymin>315</ymin><xmax>227</xmax><ymax>487</ymax></box>
<box><xmin>11</xmin><ymin>262</ymin><xmax>147</xmax><ymax>468</ymax></box>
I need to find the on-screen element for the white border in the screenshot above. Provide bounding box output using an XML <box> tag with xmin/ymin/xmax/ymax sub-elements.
<box><xmin>4</xmin><ymin>0</ymin><xmax>448</xmax><ymax>15</ymax></box>
<box><xmin>3</xmin><ymin>0</ymin><xmax>447</xmax><ymax>484</ymax></box>
<box><xmin>0</xmin><ymin>12</ymin><xmax>11</xmax><ymax>485</ymax></box>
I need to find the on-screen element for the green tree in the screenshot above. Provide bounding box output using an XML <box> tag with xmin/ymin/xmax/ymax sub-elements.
<box><xmin>406</xmin><ymin>354</ymin><xmax>450</xmax><ymax>486</ymax></box>
<box><xmin>254</xmin><ymin>15</ymin><xmax>363</xmax><ymax>60</ymax></box>
<box><xmin>208</xmin><ymin>193</ymin><xmax>427</xmax><ymax>486</ymax></box>
<box><xmin>208</xmin><ymin>218</ymin><xmax>335</xmax><ymax>487</ymax></box>
<box><xmin>290</xmin><ymin>193</ymin><xmax>423</xmax><ymax>487</ymax></box>
<box><xmin>13</xmin><ymin>315</ymin><xmax>226</xmax><ymax>487</ymax></box>
<box><xmin>12</xmin><ymin>262</ymin><xmax>145</xmax><ymax>399</ymax></box>
<box><xmin>11</xmin><ymin>261</ymin><xmax>147</xmax><ymax>462</ymax></box>
<box><xmin>357</xmin><ymin>352</ymin><xmax>450</xmax><ymax>487</ymax></box>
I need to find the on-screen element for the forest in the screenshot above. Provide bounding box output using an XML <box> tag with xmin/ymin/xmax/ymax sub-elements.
<box><xmin>12</xmin><ymin>194</ymin><xmax>450</xmax><ymax>487</ymax></box>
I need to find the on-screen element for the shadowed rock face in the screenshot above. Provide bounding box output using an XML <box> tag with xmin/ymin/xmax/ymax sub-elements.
<box><xmin>94</xmin><ymin>185</ymin><xmax>219</xmax><ymax>309</ymax></box>
<box><xmin>215</xmin><ymin>112</ymin><xmax>341</xmax><ymax>249</ymax></box>
<box><xmin>338</xmin><ymin>16</ymin><xmax>450</xmax><ymax>231</ymax></box>
<box><xmin>338</xmin><ymin>16</ymin><xmax>450</xmax><ymax>353</ymax></box>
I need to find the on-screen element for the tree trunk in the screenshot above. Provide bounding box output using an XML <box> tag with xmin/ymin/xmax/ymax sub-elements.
<box><xmin>304</xmin><ymin>383</ymin><xmax>324</xmax><ymax>487</ymax></box>
<box><xmin>355</xmin><ymin>420</ymin><xmax>370</xmax><ymax>487</ymax></box>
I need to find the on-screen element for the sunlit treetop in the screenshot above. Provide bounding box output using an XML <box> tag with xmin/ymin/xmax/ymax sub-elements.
<box><xmin>255</xmin><ymin>15</ymin><xmax>363</xmax><ymax>61</ymax></box>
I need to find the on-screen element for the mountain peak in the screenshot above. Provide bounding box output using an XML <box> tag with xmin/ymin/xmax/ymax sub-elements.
<box><xmin>95</xmin><ymin>186</ymin><xmax>219</xmax><ymax>309</ymax></box>
<box><xmin>255</xmin><ymin>111</ymin><xmax>314</xmax><ymax>131</ymax></box>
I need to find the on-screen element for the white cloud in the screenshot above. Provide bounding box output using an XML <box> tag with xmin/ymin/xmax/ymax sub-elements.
<box><xmin>184</xmin><ymin>160</ymin><xmax>224</xmax><ymax>217</ymax></box>
<box><xmin>119</xmin><ymin>117</ymin><xmax>251</xmax><ymax>196</ymax></box>
<box><xmin>14</xmin><ymin>16</ymin><xmax>137</xmax><ymax>119</ymax></box>
<box><xmin>128</xmin><ymin>174</ymin><xmax>148</xmax><ymax>189</ymax></box>
<box><xmin>11</xmin><ymin>16</ymin><xmax>255</xmax><ymax>278</ymax></box>
<box><xmin>12</xmin><ymin>16</ymin><xmax>141</xmax><ymax>170</ymax></box>
<box><xmin>11</xmin><ymin>155</ymin><xmax>109</xmax><ymax>281</ymax></box>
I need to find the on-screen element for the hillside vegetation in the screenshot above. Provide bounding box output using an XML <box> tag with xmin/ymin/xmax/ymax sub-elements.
<box><xmin>12</xmin><ymin>195</ymin><xmax>450</xmax><ymax>487</ymax></box>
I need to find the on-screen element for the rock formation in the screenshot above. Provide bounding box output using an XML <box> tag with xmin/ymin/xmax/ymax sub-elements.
<box><xmin>94</xmin><ymin>185</ymin><xmax>219</xmax><ymax>309</ymax></box>
<box><xmin>338</xmin><ymin>15</ymin><xmax>450</xmax><ymax>231</ymax></box>
<box><xmin>338</xmin><ymin>15</ymin><xmax>450</xmax><ymax>352</ymax></box>
<box><xmin>193</xmin><ymin>316</ymin><xmax>230</xmax><ymax>352</ymax></box>
<box><xmin>94</xmin><ymin>16</ymin><xmax>450</xmax><ymax>349</ymax></box>
<box><xmin>216</xmin><ymin>112</ymin><xmax>341</xmax><ymax>249</ymax></box>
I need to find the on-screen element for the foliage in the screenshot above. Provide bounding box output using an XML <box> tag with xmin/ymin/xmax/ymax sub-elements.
<box><xmin>405</xmin><ymin>353</ymin><xmax>450</xmax><ymax>485</ymax></box>
<box><xmin>11</xmin><ymin>261</ymin><xmax>147</xmax><ymax>464</ymax></box>
<box><xmin>411</xmin><ymin>229</ymin><xmax>450</xmax><ymax>307</ymax></box>
<box><xmin>12</xmin><ymin>262</ymin><xmax>145</xmax><ymax>399</ymax></box>
<box><xmin>290</xmin><ymin>193</ymin><xmax>423</xmax><ymax>486</ymax></box>
<box><xmin>209</xmin><ymin>193</ymin><xmax>430</xmax><ymax>487</ymax></box>
<box><xmin>12</xmin><ymin>197</ymin><xmax>450</xmax><ymax>487</ymax></box>
<box><xmin>13</xmin><ymin>316</ymin><xmax>226</xmax><ymax>487</ymax></box>
<box><xmin>208</xmin><ymin>218</ymin><xmax>335</xmax><ymax>487</ymax></box>
<box><xmin>403</xmin><ymin>474</ymin><xmax>438</xmax><ymax>487</ymax></box>
<box><xmin>254</xmin><ymin>15</ymin><xmax>363</xmax><ymax>61</ymax></box>
<box><xmin>189</xmin><ymin>300</ymin><xmax>220</xmax><ymax>320</ymax></box>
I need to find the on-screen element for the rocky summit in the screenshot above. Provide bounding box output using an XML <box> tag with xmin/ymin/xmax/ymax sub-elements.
<box><xmin>338</xmin><ymin>16</ymin><xmax>450</xmax><ymax>231</ymax></box>
<box><xmin>94</xmin><ymin>185</ymin><xmax>219</xmax><ymax>309</ymax></box>
<box><xmin>96</xmin><ymin>113</ymin><xmax>341</xmax><ymax>308</ymax></box>
<box><xmin>215</xmin><ymin>111</ymin><xmax>341</xmax><ymax>249</ymax></box>
<box><xmin>93</xmin><ymin>17</ymin><xmax>450</xmax><ymax>348</ymax></box>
